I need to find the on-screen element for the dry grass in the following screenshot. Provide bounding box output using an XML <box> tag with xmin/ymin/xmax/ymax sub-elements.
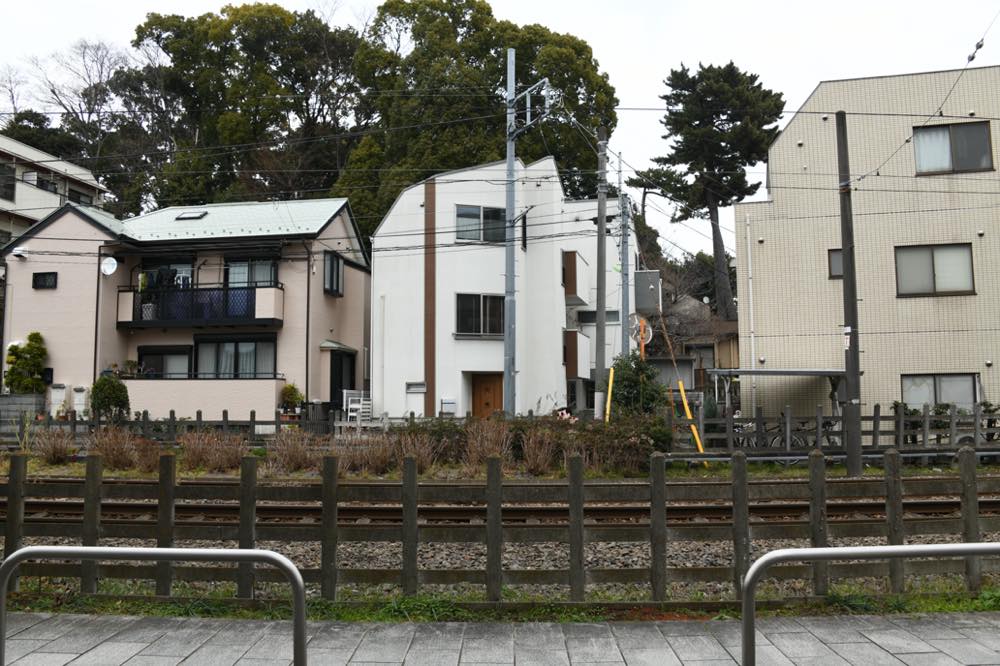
<box><xmin>463</xmin><ymin>417</ymin><xmax>513</xmax><ymax>469</ymax></box>
<box><xmin>89</xmin><ymin>427</ymin><xmax>136</xmax><ymax>470</ymax></box>
<box><xmin>521</xmin><ymin>427</ymin><xmax>558</xmax><ymax>476</ymax></box>
<box><xmin>268</xmin><ymin>428</ymin><xmax>319</xmax><ymax>474</ymax></box>
<box><xmin>180</xmin><ymin>431</ymin><xmax>246</xmax><ymax>473</ymax></box>
<box><xmin>333</xmin><ymin>434</ymin><xmax>396</xmax><ymax>475</ymax></box>
<box><xmin>31</xmin><ymin>429</ymin><xmax>76</xmax><ymax>466</ymax></box>
<box><xmin>134</xmin><ymin>438</ymin><xmax>164</xmax><ymax>474</ymax></box>
<box><xmin>395</xmin><ymin>432</ymin><xmax>439</xmax><ymax>474</ymax></box>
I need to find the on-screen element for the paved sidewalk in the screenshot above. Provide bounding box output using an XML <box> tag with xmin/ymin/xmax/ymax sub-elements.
<box><xmin>6</xmin><ymin>610</ymin><xmax>1000</xmax><ymax>665</ymax></box>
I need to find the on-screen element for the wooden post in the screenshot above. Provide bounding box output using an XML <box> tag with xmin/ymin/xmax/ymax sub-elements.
<box><xmin>895</xmin><ymin>408</ymin><xmax>904</xmax><ymax>448</ymax></box>
<box><xmin>195</xmin><ymin>410</ymin><xmax>203</xmax><ymax>431</ymax></box>
<box><xmin>70</xmin><ymin>410</ymin><xmax>77</xmax><ymax>443</ymax></box>
<box><xmin>959</xmin><ymin>446</ymin><xmax>982</xmax><ymax>592</ymax></box>
<box><xmin>696</xmin><ymin>400</ymin><xmax>705</xmax><ymax>444</ymax></box>
<box><xmin>568</xmin><ymin>454</ymin><xmax>585</xmax><ymax>601</ymax></box>
<box><xmin>4</xmin><ymin>453</ymin><xmax>26</xmax><ymax>592</ymax></box>
<box><xmin>884</xmin><ymin>448</ymin><xmax>905</xmax><ymax>593</ymax></box>
<box><xmin>81</xmin><ymin>454</ymin><xmax>103</xmax><ymax>593</ymax></box>
<box><xmin>44</xmin><ymin>412</ymin><xmax>51</xmax><ymax>431</ymax></box>
<box><xmin>167</xmin><ymin>409</ymin><xmax>177</xmax><ymax>443</ymax></box>
<box><xmin>815</xmin><ymin>405</ymin><xmax>824</xmax><ymax>448</ymax></box>
<box><xmin>142</xmin><ymin>410</ymin><xmax>150</xmax><ymax>439</ymax></box>
<box><xmin>783</xmin><ymin>406</ymin><xmax>792</xmax><ymax>451</ymax></box>
<box><xmin>402</xmin><ymin>457</ymin><xmax>418</xmax><ymax>596</ymax></box>
<box><xmin>731</xmin><ymin>451</ymin><xmax>750</xmax><ymax>598</ymax></box>
<box><xmin>809</xmin><ymin>449</ymin><xmax>829</xmax><ymax>596</ymax></box>
<box><xmin>921</xmin><ymin>403</ymin><xmax>930</xmax><ymax>448</ymax></box>
<box><xmin>754</xmin><ymin>408</ymin><xmax>765</xmax><ymax>449</ymax></box>
<box><xmin>725</xmin><ymin>409</ymin><xmax>734</xmax><ymax>452</ymax></box>
<box><xmin>237</xmin><ymin>456</ymin><xmax>257</xmax><ymax>598</ymax></box>
<box><xmin>328</xmin><ymin>410</ymin><xmax>335</xmax><ymax>436</ymax></box>
<box><xmin>949</xmin><ymin>404</ymin><xmax>958</xmax><ymax>447</ymax></box>
<box><xmin>17</xmin><ymin>411</ymin><xmax>26</xmax><ymax>445</ymax></box>
<box><xmin>321</xmin><ymin>456</ymin><xmax>339</xmax><ymax>600</ymax></box>
<box><xmin>871</xmin><ymin>404</ymin><xmax>881</xmax><ymax>448</ymax></box>
<box><xmin>274</xmin><ymin>409</ymin><xmax>282</xmax><ymax>434</ymax></box>
<box><xmin>248</xmin><ymin>410</ymin><xmax>256</xmax><ymax>442</ymax></box>
<box><xmin>222</xmin><ymin>409</ymin><xmax>230</xmax><ymax>434</ymax></box>
<box><xmin>974</xmin><ymin>402</ymin><xmax>983</xmax><ymax>445</ymax></box>
<box><xmin>649</xmin><ymin>452</ymin><xmax>667</xmax><ymax>602</ymax></box>
<box><xmin>486</xmin><ymin>457</ymin><xmax>503</xmax><ymax>602</ymax></box>
<box><xmin>156</xmin><ymin>453</ymin><xmax>176</xmax><ymax>596</ymax></box>
<box><xmin>408</xmin><ymin>411</ymin><xmax>415</xmax><ymax>426</ymax></box>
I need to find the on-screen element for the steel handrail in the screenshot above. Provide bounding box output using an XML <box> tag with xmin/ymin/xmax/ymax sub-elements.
<box><xmin>0</xmin><ymin>546</ymin><xmax>307</xmax><ymax>665</ymax></box>
<box><xmin>742</xmin><ymin>542</ymin><xmax>1000</xmax><ymax>666</ymax></box>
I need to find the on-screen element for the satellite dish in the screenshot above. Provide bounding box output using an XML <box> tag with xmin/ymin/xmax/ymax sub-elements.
<box><xmin>628</xmin><ymin>313</ymin><xmax>652</xmax><ymax>345</ymax></box>
<box><xmin>100</xmin><ymin>257</ymin><xmax>118</xmax><ymax>276</ymax></box>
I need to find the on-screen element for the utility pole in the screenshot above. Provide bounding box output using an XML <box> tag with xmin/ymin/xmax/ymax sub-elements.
<box><xmin>619</xmin><ymin>155</ymin><xmax>630</xmax><ymax>358</ymax></box>
<box><xmin>594</xmin><ymin>127</ymin><xmax>608</xmax><ymax>418</ymax></box>
<box><xmin>502</xmin><ymin>48</ymin><xmax>554</xmax><ymax>417</ymax></box>
<box><xmin>835</xmin><ymin>110</ymin><xmax>862</xmax><ymax>476</ymax></box>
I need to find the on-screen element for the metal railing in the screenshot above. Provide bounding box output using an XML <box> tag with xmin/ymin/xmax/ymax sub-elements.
<box><xmin>741</xmin><ymin>542</ymin><xmax>1000</xmax><ymax>666</ymax></box>
<box><xmin>0</xmin><ymin>546</ymin><xmax>307</xmax><ymax>665</ymax></box>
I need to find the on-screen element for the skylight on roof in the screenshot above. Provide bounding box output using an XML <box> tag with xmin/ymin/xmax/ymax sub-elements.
<box><xmin>175</xmin><ymin>211</ymin><xmax>208</xmax><ymax>220</ymax></box>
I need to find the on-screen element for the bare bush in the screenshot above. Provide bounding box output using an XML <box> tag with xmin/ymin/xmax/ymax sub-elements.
<box><xmin>463</xmin><ymin>417</ymin><xmax>513</xmax><ymax>470</ymax></box>
<box><xmin>333</xmin><ymin>434</ymin><xmax>396</xmax><ymax>475</ymax></box>
<box><xmin>179</xmin><ymin>431</ymin><xmax>246</xmax><ymax>473</ymax></box>
<box><xmin>134</xmin><ymin>438</ymin><xmax>164</xmax><ymax>474</ymax></box>
<box><xmin>521</xmin><ymin>427</ymin><xmax>558</xmax><ymax>475</ymax></box>
<box><xmin>395</xmin><ymin>432</ymin><xmax>439</xmax><ymax>473</ymax></box>
<box><xmin>89</xmin><ymin>427</ymin><xmax>136</xmax><ymax>470</ymax></box>
<box><xmin>268</xmin><ymin>428</ymin><xmax>318</xmax><ymax>474</ymax></box>
<box><xmin>31</xmin><ymin>429</ymin><xmax>76</xmax><ymax>466</ymax></box>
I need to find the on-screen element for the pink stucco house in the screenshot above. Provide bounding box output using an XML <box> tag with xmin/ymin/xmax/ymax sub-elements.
<box><xmin>2</xmin><ymin>199</ymin><xmax>370</xmax><ymax>419</ymax></box>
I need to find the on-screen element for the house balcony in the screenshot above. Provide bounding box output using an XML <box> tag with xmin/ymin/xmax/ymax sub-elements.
<box><xmin>117</xmin><ymin>284</ymin><xmax>284</xmax><ymax>329</ymax></box>
<box><xmin>562</xmin><ymin>250</ymin><xmax>588</xmax><ymax>306</ymax></box>
<box><xmin>122</xmin><ymin>375</ymin><xmax>286</xmax><ymax>420</ymax></box>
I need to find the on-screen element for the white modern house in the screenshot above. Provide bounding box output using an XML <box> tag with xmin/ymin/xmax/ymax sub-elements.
<box><xmin>371</xmin><ymin>157</ymin><xmax>638</xmax><ymax>417</ymax></box>
<box><xmin>0</xmin><ymin>134</ymin><xmax>107</xmax><ymax>241</ymax></box>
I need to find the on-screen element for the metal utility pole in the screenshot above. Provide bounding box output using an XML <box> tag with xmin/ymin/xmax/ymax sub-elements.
<box><xmin>835</xmin><ymin>110</ymin><xmax>862</xmax><ymax>476</ymax></box>
<box><xmin>593</xmin><ymin>127</ymin><xmax>608</xmax><ymax>418</ymax></box>
<box><xmin>619</xmin><ymin>155</ymin><xmax>630</xmax><ymax>358</ymax></box>
<box><xmin>502</xmin><ymin>48</ymin><xmax>554</xmax><ymax>417</ymax></box>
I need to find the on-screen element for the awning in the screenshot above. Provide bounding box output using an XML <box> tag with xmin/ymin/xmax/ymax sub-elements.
<box><xmin>319</xmin><ymin>339</ymin><xmax>357</xmax><ymax>353</ymax></box>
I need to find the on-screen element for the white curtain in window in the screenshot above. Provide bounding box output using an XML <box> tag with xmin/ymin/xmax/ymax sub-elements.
<box><xmin>896</xmin><ymin>247</ymin><xmax>934</xmax><ymax>295</ymax></box>
<box><xmin>238</xmin><ymin>342</ymin><xmax>256</xmax><ymax>378</ymax></box>
<box><xmin>932</xmin><ymin>245</ymin><xmax>973</xmax><ymax>292</ymax></box>
<box><xmin>456</xmin><ymin>205</ymin><xmax>481</xmax><ymax>240</ymax></box>
<box><xmin>219</xmin><ymin>343</ymin><xmax>236</xmax><ymax>378</ymax></box>
<box><xmin>914</xmin><ymin>126</ymin><xmax>952</xmax><ymax>173</ymax></box>
<box><xmin>937</xmin><ymin>375</ymin><xmax>975</xmax><ymax>410</ymax></box>
<box><xmin>164</xmin><ymin>354</ymin><xmax>188</xmax><ymax>379</ymax></box>
<box><xmin>902</xmin><ymin>375</ymin><xmax>934</xmax><ymax>408</ymax></box>
<box><xmin>228</xmin><ymin>263</ymin><xmax>249</xmax><ymax>287</ymax></box>
<box><xmin>251</xmin><ymin>260</ymin><xmax>273</xmax><ymax>285</ymax></box>
<box><xmin>197</xmin><ymin>343</ymin><xmax>216</xmax><ymax>378</ymax></box>
<box><xmin>257</xmin><ymin>342</ymin><xmax>275</xmax><ymax>377</ymax></box>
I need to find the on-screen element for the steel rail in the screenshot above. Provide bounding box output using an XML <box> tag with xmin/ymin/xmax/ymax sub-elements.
<box><xmin>0</xmin><ymin>546</ymin><xmax>307</xmax><ymax>665</ymax></box>
<box><xmin>741</xmin><ymin>542</ymin><xmax>1000</xmax><ymax>666</ymax></box>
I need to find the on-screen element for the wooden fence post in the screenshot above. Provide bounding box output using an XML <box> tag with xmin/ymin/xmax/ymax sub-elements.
<box><xmin>17</xmin><ymin>411</ymin><xmax>26</xmax><ymax>445</ymax></box>
<box><xmin>649</xmin><ymin>452</ymin><xmax>667</xmax><ymax>602</ymax></box>
<box><xmin>725</xmin><ymin>410</ymin><xmax>734</xmax><ymax>452</ymax></box>
<box><xmin>872</xmin><ymin>404</ymin><xmax>881</xmax><ymax>448</ymax></box>
<box><xmin>486</xmin><ymin>457</ymin><xmax>503</xmax><ymax>602</ymax></box>
<box><xmin>959</xmin><ymin>446</ymin><xmax>982</xmax><ymax>592</ymax></box>
<box><xmin>974</xmin><ymin>402</ymin><xmax>983</xmax><ymax>445</ymax></box>
<box><xmin>328</xmin><ymin>410</ymin><xmax>336</xmax><ymax>437</ymax></box>
<box><xmin>321</xmin><ymin>456</ymin><xmax>339</xmax><ymax>600</ymax></box>
<box><xmin>402</xmin><ymin>457</ymin><xmax>418</xmax><ymax>596</ymax></box>
<box><xmin>156</xmin><ymin>453</ymin><xmax>176</xmax><ymax>596</ymax></box>
<box><xmin>895</xmin><ymin>408</ymin><xmax>904</xmax><ymax>448</ymax></box>
<box><xmin>783</xmin><ymin>406</ymin><xmax>792</xmax><ymax>451</ymax></box>
<box><xmin>142</xmin><ymin>410</ymin><xmax>150</xmax><ymax>439</ymax></box>
<box><xmin>568</xmin><ymin>454</ymin><xmax>586</xmax><ymax>601</ymax></box>
<box><xmin>238</xmin><ymin>456</ymin><xmax>257</xmax><ymax>598</ymax></box>
<box><xmin>81</xmin><ymin>454</ymin><xmax>103</xmax><ymax>593</ymax></box>
<box><xmin>731</xmin><ymin>451</ymin><xmax>750</xmax><ymax>598</ymax></box>
<box><xmin>809</xmin><ymin>449</ymin><xmax>829</xmax><ymax>596</ymax></box>
<box><xmin>949</xmin><ymin>405</ymin><xmax>958</xmax><ymax>447</ymax></box>
<box><xmin>921</xmin><ymin>404</ymin><xmax>930</xmax><ymax>448</ymax></box>
<box><xmin>815</xmin><ymin>405</ymin><xmax>824</xmax><ymax>448</ymax></box>
<box><xmin>44</xmin><ymin>412</ymin><xmax>51</xmax><ymax>431</ymax></box>
<box><xmin>274</xmin><ymin>409</ymin><xmax>282</xmax><ymax>434</ymax></box>
<box><xmin>70</xmin><ymin>410</ymin><xmax>77</xmax><ymax>443</ymax></box>
<box><xmin>884</xmin><ymin>448</ymin><xmax>905</xmax><ymax>593</ymax></box>
<box><xmin>222</xmin><ymin>409</ymin><xmax>230</xmax><ymax>434</ymax></box>
<box><xmin>248</xmin><ymin>410</ymin><xmax>256</xmax><ymax>442</ymax></box>
<box><xmin>4</xmin><ymin>453</ymin><xmax>26</xmax><ymax>592</ymax></box>
<box><xmin>167</xmin><ymin>410</ymin><xmax>177</xmax><ymax>444</ymax></box>
<box><xmin>196</xmin><ymin>410</ymin><xmax>203</xmax><ymax>431</ymax></box>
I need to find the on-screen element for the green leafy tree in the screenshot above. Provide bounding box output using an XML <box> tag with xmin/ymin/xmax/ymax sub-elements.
<box><xmin>629</xmin><ymin>62</ymin><xmax>784</xmax><ymax>320</ymax></box>
<box><xmin>1</xmin><ymin>111</ymin><xmax>85</xmax><ymax>158</ymax></box>
<box><xmin>610</xmin><ymin>352</ymin><xmax>668</xmax><ymax>416</ymax></box>
<box><xmin>4</xmin><ymin>332</ymin><xmax>48</xmax><ymax>394</ymax></box>
<box><xmin>91</xmin><ymin>375</ymin><xmax>130</xmax><ymax>423</ymax></box>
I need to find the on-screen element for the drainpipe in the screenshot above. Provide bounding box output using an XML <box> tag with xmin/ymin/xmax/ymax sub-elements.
<box><xmin>302</xmin><ymin>240</ymin><xmax>311</xmax><ymax>402</ymax></box>
<box><xmin>744</xmin><ymin>214</ymin><xmax>757</xmax><ymax>412</ymax></box>
<box><xmin>92</xmin><ymin>246</ymin><xmax>103</xmax><ymax>384</ymax></box>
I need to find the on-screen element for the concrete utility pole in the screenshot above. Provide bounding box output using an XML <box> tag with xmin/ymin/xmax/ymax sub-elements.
<box><xmin>502</xmin><ymin>48</ymin><xmax>554</xmax><ymax>417</ymax></box>
<box><xmin>619</xmin><ymin>155</ymin><xmax>630</xmax><ymax>358</ymax></box>
<box><xmin>835</xmin><ymin>110</ymin><xmax>863</xmax><ymax>476</ymax></box>
<box><xmin>593</xmin><ymin>127</ymin><xmax>608</xmax><ymax>418</ymax></box>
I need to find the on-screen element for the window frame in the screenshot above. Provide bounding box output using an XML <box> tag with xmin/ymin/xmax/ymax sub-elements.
<box><xmin>193</xmin><ymin>333</ymin><xmax>278</xmax><ymax>379</ymax></box>
<box><xmin>900</xmin><ymin>372</ymin><xmax>978</xmax><ymax>409</ymax></box>
<box><xmin>225</xmin><ymin>256</ymin><xmax>278</xmax><ymax>288</ymax></box>
<box><xmin>324</xmin><ymin>251</ymin><xmax>344</xmax><ymax>296</ymax></box>
<box><xmin>828</xmin><ymin>248</ymin><xmax>843</xmax><ymax>279</ymax></box>
<box><xmin>137</xmin><ymin>345</ymin><xmax>193</xmax><ymax>379</ymax></box>
<box><xmin>31</xmin><ymin>272</ymin><xmax>58</xmax><ymax>290</ymax></box>
<box><xmin>0</xmin><ymin>162</ymin><xmax>15</xmax><ymax>202</ymax></box>
<box><xmin>454</xmin><ymin>204</ymin><xmax>506</xmax><ymax>243</ymax></box>
<box><xmin>67</xmin><ymin>188</ymin><xmax>92</xmax><ymax>205</ymax></box>
<box><xmin>455</xmin><ymin>293</ymin><xmax>504</xmax><ymax>337</ymax></box>
<box><xmin>914</xmin><ymin>121</ymin><xmax>994</xmax><ymax>176</ymax></box>
<box><xmin>894</xmin><ymin>243</ymin><xmax>975</xmax><ymax>298</ymax></box>
<box><xmin>577</xmin><ymin>310</ymin><xmax>621</xmax><ymax>324</ymax></box>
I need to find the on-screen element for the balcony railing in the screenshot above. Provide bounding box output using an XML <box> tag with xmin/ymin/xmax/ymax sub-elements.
<box><xmin>117</xmin><ymin>283</ymin><xmax>283</xmax><ymax>328</ymax></box>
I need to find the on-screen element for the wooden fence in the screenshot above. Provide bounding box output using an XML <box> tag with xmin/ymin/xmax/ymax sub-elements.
<box><xmin>0</xmin><ymin>449</ymin><xmax>996</xmax><ymax>602</ymax></box>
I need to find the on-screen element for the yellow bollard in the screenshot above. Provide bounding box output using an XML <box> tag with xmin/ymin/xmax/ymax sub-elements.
<box><xmin>677</xmin><ymin>380</ymin><xmax>705</xmax><ymax>454</ymax></box>
<box><xmin>604</xmin><ymin>367</ymin><xmax>615</xmax><ymax>423</ymax></box>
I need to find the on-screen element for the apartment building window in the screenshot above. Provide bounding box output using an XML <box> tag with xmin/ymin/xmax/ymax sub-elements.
<box><xmin>0</xmin><ymin>162</ymin><xmax>14</xmax><ymax>202</ymax></box>
<box><xmin>324</xmin><ymin>251</ymin><xmax>344</xmax><ymax>296</ymax></box>
<box><xmin>895</xmin><ymin>244</ymin><xmax>974</xmax><ymax>296</ymax></box>
<box><xmin>828</xmin><ymin>249</ymin><xmax>843</xmax><ymax>279</ymax></box>
<box><xmin>456</xmin><ymin>294</ymin><xmax>504</xmax><ymax>336</ymax></box>
<box><xmin>137</xmin><ymin>346</ymin><xmax>191</xmax><ymax>378</ymax></box>
<box><xmin>227</xmin><ymin>258</ymin><xmax>277</xmax><ymax>287</ymax></box>
<box><xmin>67</xmin><ymin>188</ymin><xmax>92</xmax><ymax>205</ymax></box>
<box><xmin>577</xmin><ymin>310</ymin><xmax>621</xmax><ymax>324</ymax></box>
<box><xmin>195</xmin><ymin>336</ymin><xmax>276</xmax><ymax>378</ymax></box>
<box><xmin>914</xmin><ymin>121</ymin><xmax>993</xmax><ymax>174</ymax></box>
<box><xmin>902</xmin><ymin>373</ymin><xmax>977</xmax><ymax>410</ymax></box>
<box><xmin>457</xmin><ymin>205</ymin><xmax>505</xmax><ymax>242</ymax></box>
<box><xmin>32</xmin><ymin>272</ymin><xmax>57</xmax><ymax>289</ymax></box>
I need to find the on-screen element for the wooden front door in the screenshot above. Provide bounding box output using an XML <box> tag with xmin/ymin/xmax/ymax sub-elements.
<box><xmin>471</xmin><ymin>373</ymin><xmax>503</xmax><ymax>418</ymax></box>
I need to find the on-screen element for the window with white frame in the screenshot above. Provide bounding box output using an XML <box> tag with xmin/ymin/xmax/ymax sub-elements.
<box><xmin>914</xmin><ymin>121</ymin><xmax>993</xmax><ymax>174</ymax></box>
<box><xmin>195</xmin><ymin>337</ymin><xmax>276</xmax><ymax>378</ymax></box>
<box><xmin>324</xmin><ymin>251</ymin><xmax>344</xmax><ymax>296</ymax></box>
<box><xmin>895</xmin><ymin>244</ymin><xmax>974</xmax><ymax>296</ymax></box>
<box><xmin>902</xmin><ymin>373</ymin><xmax>978</xmax><ymax>410</ymax></box>
<box><xmin>828</xmin><ymin>249</ymin><xmax>843</xmax><ymax>279</ymax></box>
<box><xmin>456</xmin><ymin>205</ymin><xmax>505</xmax><ymax>242</ymax></box>
<box><xmin>456</xmin><ymin>294</ymin><xmax>504</xmax><ymax>336</ymax></box>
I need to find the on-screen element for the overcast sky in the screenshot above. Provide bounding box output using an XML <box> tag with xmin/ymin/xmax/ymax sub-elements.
<box><xmin>2</xmin><ymin>0</ymin><xmax>999</xmax><ymax>260</ymax></box>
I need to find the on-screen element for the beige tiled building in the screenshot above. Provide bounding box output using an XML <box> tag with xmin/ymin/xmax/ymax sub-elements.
<box><xmin>735</xmin><ymin>66</ymin><xmax>1000</xmax><ymax>416</ymax></box>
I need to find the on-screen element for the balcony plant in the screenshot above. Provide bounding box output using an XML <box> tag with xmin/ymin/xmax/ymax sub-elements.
<box><xmin>280</xmin><ymin>383</ymin><xmax>304</xmax><ymax>415</ymax></box>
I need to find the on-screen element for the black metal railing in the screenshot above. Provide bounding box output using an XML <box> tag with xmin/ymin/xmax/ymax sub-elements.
<box><xmin>123</xmin><ymin>284</ymin><xmax>280</xmax><ymax>325</ymax></box>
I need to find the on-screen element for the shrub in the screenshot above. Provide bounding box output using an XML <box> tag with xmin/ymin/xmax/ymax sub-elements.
<box><xmin>4</xmin><ymin>332</ymin><xmax>47</xmax><ymax>394</ymax></box>
<box><xmin>521</xmin><ymin>427</ymin><xmax>558</xmax><ymax>475</ymax></box>
<box><xmin>280</xmin><ymin>383</ymin><xmax>304</xmax><ymax>411</ymax></box>
<box><xmin>91</xmin><ymin>375</ymin><xmax>130</xmax><ymax>423</ymax></box>
<box><xmin>31</xmin><ymin>429</ymin><xmax>75</xmax><ymax>465</ymax></box>
<box><xmin>395</xmin><ymin>431</ymin><xmax>439</xmax><ymax>474</ymax></box>
<box><xmin>268</xmin><ymin>428</ymin><xmax>318</xmax><ymax>474</ymax></box>
<box><xmin>134</xmin><ymin>438</ymin><xmax>163</xmax><ymax>474</ymax></box>
<box><xmin>89</xmin><ymin>427</ymin><xmax>136</xmax><ymax>470</ymax></box>
<box><xmin>609</xmin><ymin>351</ymin><xmax>668</xmax><ymax>416</ymax></box>
<box><xmin>463</xmin><ymin>417</ymin><xmax>513</xmax><ymax>470</ymax></box>
<box><xmin>334</xmin><ymin>434</ymin><xmax>396</xmax><ymax>475</ymax></box>
<box><xmin>393</xmin><ymin>418</ymin><xmax>465</xmax><ymax>462</ymax></box>
<box><xmin>180</xmin><ymin>431</ymin><xmax>246</xmax><ymax>473</ymax></box>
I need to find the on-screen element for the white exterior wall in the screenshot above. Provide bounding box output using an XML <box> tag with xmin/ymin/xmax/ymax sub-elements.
<box><xmin>372</xmin><ymin>158</ymin><xmax>635</xmax><ymax>417</ymax></box>
<box><xmin>734</xmin><ymin>66</ymin><xmax>1000</xmax><ymax>415</ymax></box>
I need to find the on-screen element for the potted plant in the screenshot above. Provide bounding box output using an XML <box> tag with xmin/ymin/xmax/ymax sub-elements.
<box><xmin>123</xmin><ymin>360</ymin><xmax>140</xmax><ymax>378</ymax></box>
<box><xmin>280</xmin><ymin>383</ymin><xmax>304</xmax><ymax>416</ymax></box>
